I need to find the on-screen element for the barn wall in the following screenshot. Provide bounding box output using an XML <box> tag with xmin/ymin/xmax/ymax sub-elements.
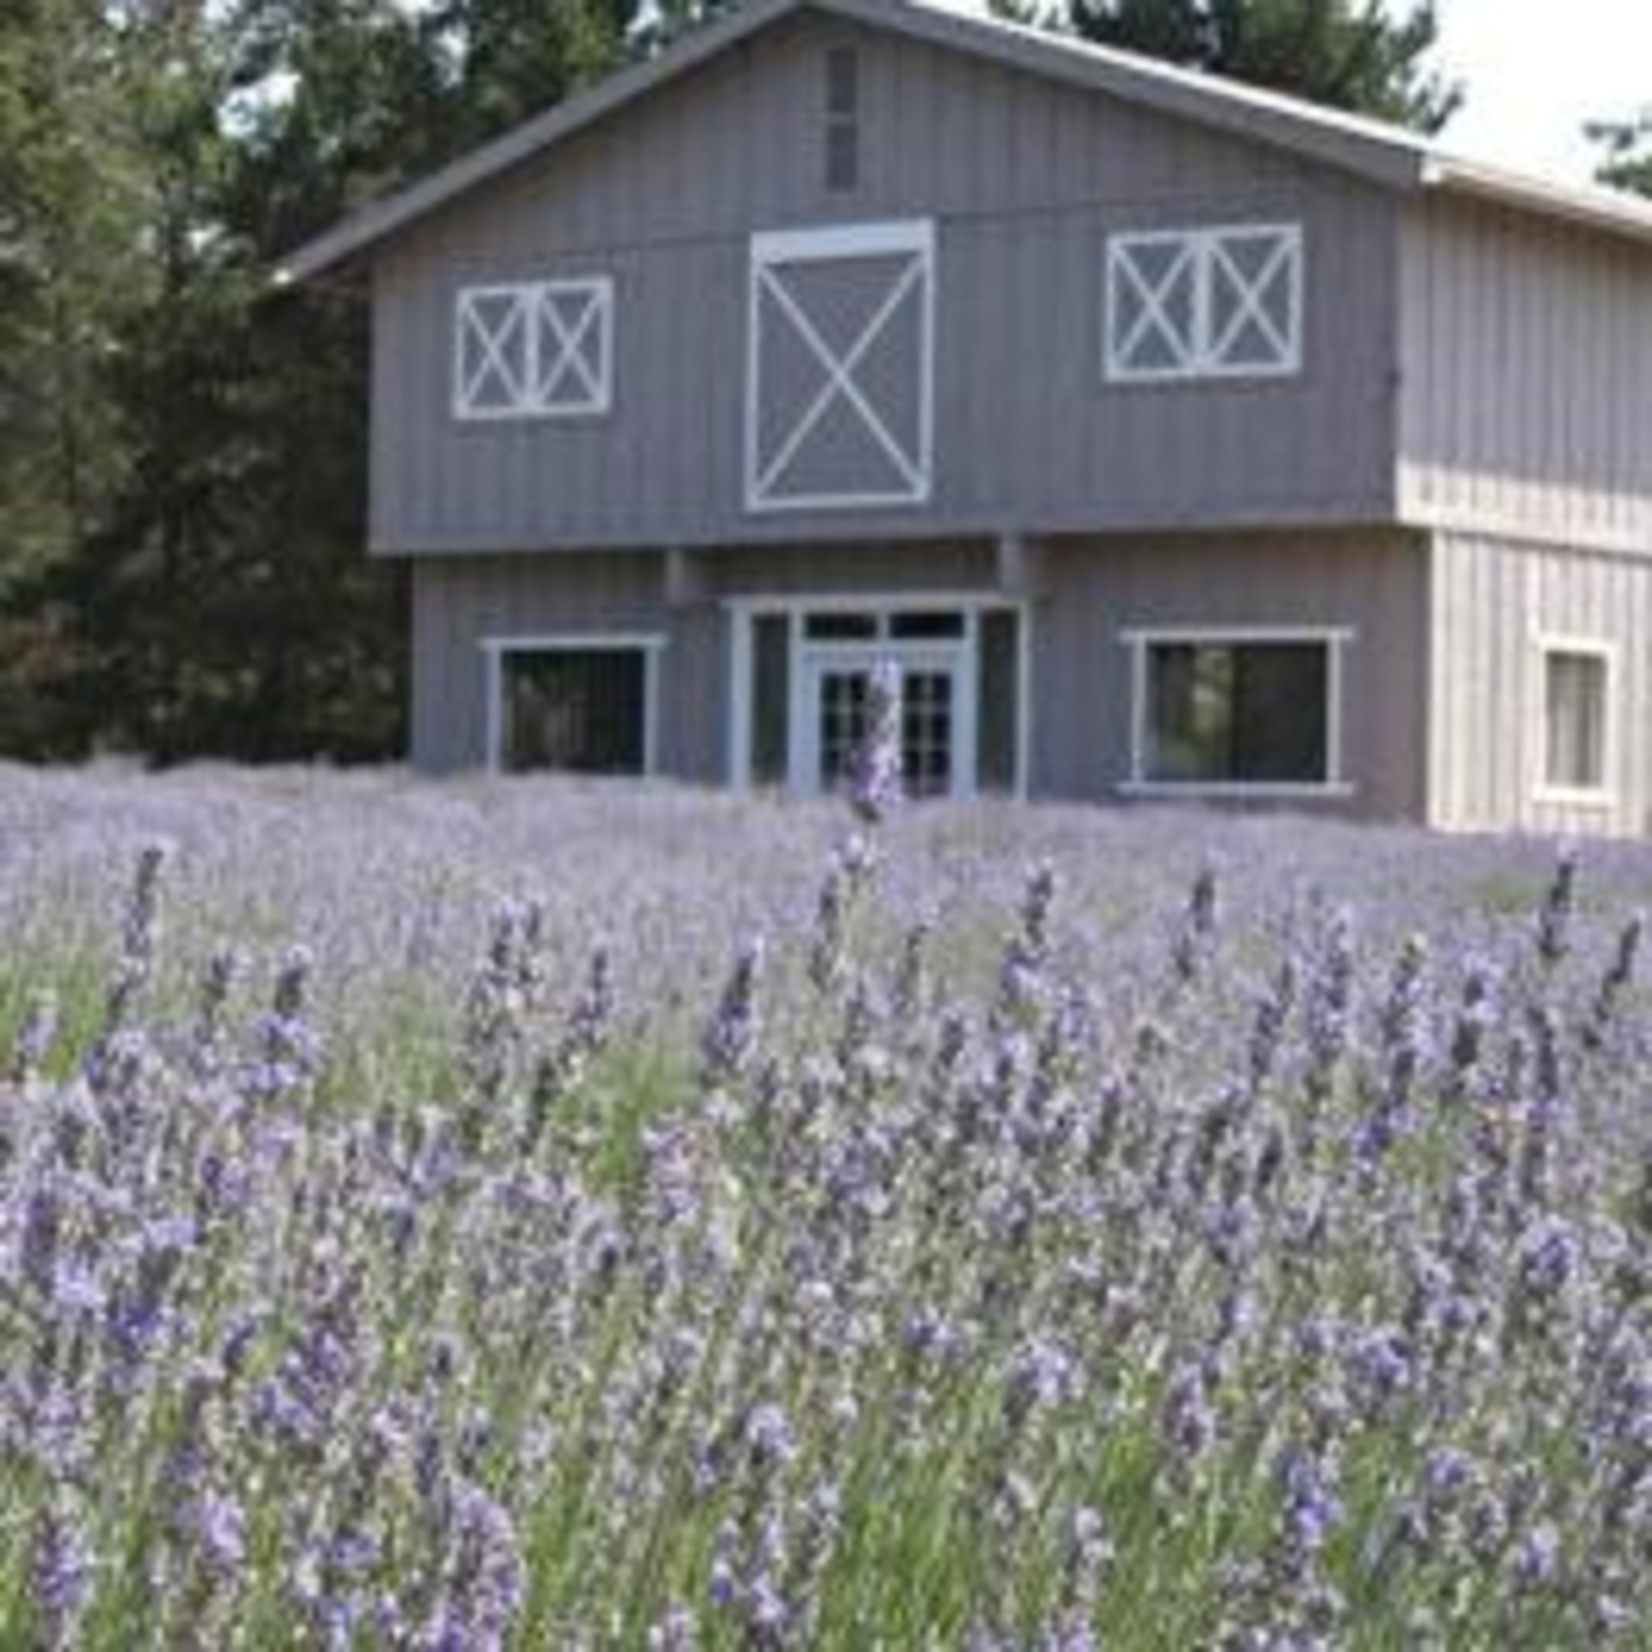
<box><xmin>1427</xmin><ymin>532</ymin><xmax>1652</xmax><ymax>838</ymax></box>
<box><xmin>410</xmin><ymin>538</ymin><xmax>998</xmax><ymax>777</ymax></box>
<box><xmin>1398</xmin><ymin>197</ymin><xmax>1652</xmax><ymax>557</ymax></box>
<box><xmin>412</xmin><ymin>531</ymin><xmax>1427</xmax><ymax>824</ymax></box>
<box><xmin>372</xmin><ymin>9</ymin><xmax>1400</xmax><ymax>556</ymax></box>
<box><xmin>1032</xmin><ymin>528</ymin><xmax>1428</xmax><ymax>818</ymax></box>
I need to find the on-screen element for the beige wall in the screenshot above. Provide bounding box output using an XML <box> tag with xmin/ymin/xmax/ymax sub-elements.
<box><xmin>1399</xmin><ymin>197</ymin><xmax>1652</xmax><ymax>557</ymax></box>
<box><xmin>1428</xmin><ymin>531</ymin><xmax>1652</xmax><ymax>838</ymax></box>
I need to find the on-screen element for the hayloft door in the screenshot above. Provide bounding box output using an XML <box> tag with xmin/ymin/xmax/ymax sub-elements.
<box><xmin>746</xmin><ymin>221</ymin><xmax>935</xmax><ymax>511</ymax></box>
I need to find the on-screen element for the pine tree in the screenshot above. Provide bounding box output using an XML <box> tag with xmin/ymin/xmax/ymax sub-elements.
<box><xmin>1590</xmin><ymin>112</ymin><xmax>1652</xmax><ymax>197</ymax></box>
<box><xmin>1053</xmin><ymin>0</ymin><xmax>1460</xmax><ymax>133</ymax></box>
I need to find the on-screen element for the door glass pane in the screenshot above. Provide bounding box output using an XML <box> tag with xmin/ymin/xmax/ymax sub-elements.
<box><xmin>503</xmin><ymin>650</ymin><xmax>645</xmax><ymax>775</ymax></box>
<box><xmin>751</xmin><ymin>615</ymin><xmax>790</xmax><ymax>785</ymax></box>
<box><xmin>902</xmin><ymin>670</ymin><xmax>953</xmax><ymax>798</ymax></box>
<box><xmin>977</xmin><ymin>609</ymin><xmax>1019</xmax><ymax>792</ymax></box>
<box><xmin>890</xmin><ymin>610</ymin><xmax>965</xmax><ymax>640</ymax></box>
<box><xmin>819</xmin><ymin>670</ymin><xmax>872</xmax><ymax>791</ymax></box>
<box><xmin>805</xmin><ymin>612</ymin><xmax>878</xmax><ymax>640</ymax></box>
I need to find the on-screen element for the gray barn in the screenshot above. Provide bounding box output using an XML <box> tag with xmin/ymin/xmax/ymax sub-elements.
<box><xmin>282</xmin><ymin>0</ymin><xmax>1652</xmax><ymax>834</ymax></box>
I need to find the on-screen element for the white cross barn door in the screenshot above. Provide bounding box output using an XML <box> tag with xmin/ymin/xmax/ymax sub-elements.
<box><xmin>1106</xmin><ymin>224</ymin><xmax>1302</xmax><ymax>381</ymax></box>
<box><xmin>455</xmin><ymin>277</ymin><xmax>614</xmax><ymax>420</ymax></box>
<box><xmin>746</xmin><ymin>221</ymin><xmax>936</xmax><ymax>511</ymax></box>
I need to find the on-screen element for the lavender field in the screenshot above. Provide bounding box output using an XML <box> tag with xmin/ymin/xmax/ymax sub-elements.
<box><xmin>1</xmin><ymin>761</ymin><xmax>1649</xmax><ymax>1648</ymax></box>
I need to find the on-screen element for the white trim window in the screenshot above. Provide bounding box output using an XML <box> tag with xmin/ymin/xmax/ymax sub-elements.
<box><xmin>1122</xmin><ymin>626</ymin><xmax>1352</xmax><ymax>797</ymax></box>
<box><xmin>746</xmin><ymin>219</ymin><xmax>936</xmax><ymax>512</ymax></box>
<box><xmin>455</xmin><ymin>277</ymin><xmax>614</xmax><ymax>421</ymax></box>
<box><xmin>1105</xmin><ymin>223</ymin><xmax>1303</xmax><ymax>383</ymax></box>
<box><xmin>1537</xmin><ymin>638</ymin><xmax>1613</xmax><ymax>805</ymax></box>
<box><xmin>482</xmin><ymin>635</ymin><xmax>663</xmax><ymax>776</ymax></box>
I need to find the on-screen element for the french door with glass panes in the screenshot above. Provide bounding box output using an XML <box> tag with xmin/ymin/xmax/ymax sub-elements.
<box><xmin>736</xmin><ymin>604</ymin><xmax>1024</xmax><ymax>800</ymax></box>
<box><xmin>792</xmin><ymin>642</ymin><xmax>975</xmax><ymax>801</ymax></box>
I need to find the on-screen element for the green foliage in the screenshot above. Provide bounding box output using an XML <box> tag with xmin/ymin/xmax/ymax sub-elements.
<box><xmin>1058</xmin><ymin>0</ymin><xmax>1461</xmax><ymax>133</ymax></box>
<box><xmin>0</xmin><ymin>2</ymin><xmax>151</xmax><ymax>590</ymax></box>
<box><xmin>1589</xmin><ymin>111</ymin><xmax>1652</xmax><ymax>197</ymax></box>
<box><xmin>0</xmin><ymin>0</ymin><xmax>654</xmax><ymax>764</ymax></box>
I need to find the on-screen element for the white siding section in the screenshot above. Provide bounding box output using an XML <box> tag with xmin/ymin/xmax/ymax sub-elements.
<box><xmin>1429</xmin><ymin>532</ymin><xmax>1652</xmax><ymax>838</ymax></box>
<box><xmin>1399</xmin><ymin>199</ymin><xmax>1652</xmax><ymax>558</ymax></box>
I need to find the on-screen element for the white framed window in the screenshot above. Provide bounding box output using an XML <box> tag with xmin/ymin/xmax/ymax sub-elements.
<box><xmin>1121</xmin><ymin>626</ymin><xmax>1352</xmax><ymax>798</ymax></box>
<box><xmin>746</xmin><ymin>219</ymin><xmax>935</xmax><ymax>512</ymax></box>
<box><xmin>455</xmin><ymin>277</ymin><xmax>613</xmax><ymax>421</ymax></box>
<box><xmin>1105</xmin><ymin>223</ymin><xmax>1303</xmax><ymax>383</ymax></box>
<box><xmin>1536</xmin><ymin>637</ymin><xmax>1613</xmax><ymax>805</ymax></box>
<box><xmin>482</xmin><ymin>635</ymin><xmax>662</xmax><ymax>776</ymax></box>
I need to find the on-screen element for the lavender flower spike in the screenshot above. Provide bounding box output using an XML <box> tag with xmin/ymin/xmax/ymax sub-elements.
<box><xmin>848</xmin><ymin>658</ymin><xmax>904</xmax><ymax>823</ymax></box>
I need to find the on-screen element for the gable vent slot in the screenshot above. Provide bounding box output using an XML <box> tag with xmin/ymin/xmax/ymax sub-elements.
<box><xmin>825</xmin><ymin>47</ymin><xmax>860</xmax><ymax>193</ymax></box>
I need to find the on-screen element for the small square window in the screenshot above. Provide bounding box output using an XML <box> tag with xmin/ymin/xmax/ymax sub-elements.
<box><xmin>1541</xmin><ymin>646</ymin><xmax>1610</xmax><ymax>797</ymax></box>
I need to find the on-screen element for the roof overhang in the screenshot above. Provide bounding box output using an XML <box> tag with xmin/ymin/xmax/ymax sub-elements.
<box><xmin>1421</xmin><ymin>155</ymin><xmax>1652</xmax><ymax>247</ymax></box>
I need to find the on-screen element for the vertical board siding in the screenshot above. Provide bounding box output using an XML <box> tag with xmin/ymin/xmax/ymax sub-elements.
<box><xmin>1429</xmin><ymin>532</ymin><xmax>1652</xmax><ymax>838</ymax></box>
<box><xmin>411</xmin><ymin>539</ymin><xmax>1000</xmax><ymax>776</ymax></box>
<box><xmin>371</xmin><ymin>12</ymin><xmax>1398</xmax><ymax>556</ymax></box>
<box><xmin>1399</xmin><ymin>200</ymin><xmax>1652</xmax><ymax>556</ymax></box>
<box><xmin>1032</xmin><ymin>529</ymin><xmax>1427</xmax><ymax>816</ymax></box>
<box><xmin>412</xmin><ymin>532</ymin><xmax>1426</xmax><ymax>817</ymax></box>
<box><xmin>411</xmin><ymin>553</ymin><xmax>667</xmax><ymax>773</ymax></box>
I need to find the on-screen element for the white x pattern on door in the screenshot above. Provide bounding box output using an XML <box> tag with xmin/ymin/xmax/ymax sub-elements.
<box><xmin>746</xmin><ymin>221</ymin><xmax>935</xmax><ymax>511</ymax></box>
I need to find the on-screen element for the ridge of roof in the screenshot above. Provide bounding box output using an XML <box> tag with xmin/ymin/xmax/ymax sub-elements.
<box><xmin>276</xmin><ymin>0</ymin><xmax>1652</xmax><ymax>283</ymax></box>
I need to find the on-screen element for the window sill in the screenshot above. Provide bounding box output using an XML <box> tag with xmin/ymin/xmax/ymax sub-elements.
<box><xmin>453</xmin><ymin>404</ymin><xmax>612</xmax><ymax>424</ymax></box>
<box><xmin>1533</xmin><ymin>786</ymin><xmax>1615</xmax><ymax>811</ymax></box>
<box><xmin>1118</xmin><ymin>780</ymin><xmax>1355</xmax><ymax>802</ymax></box>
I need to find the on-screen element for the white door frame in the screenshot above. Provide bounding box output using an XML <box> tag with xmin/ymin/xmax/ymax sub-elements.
<box><xmin>725</xmin><ymin>594</ymin><xmax>1029</xmax><ymax>799</ymax></box>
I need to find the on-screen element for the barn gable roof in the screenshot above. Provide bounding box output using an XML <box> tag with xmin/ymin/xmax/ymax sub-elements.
<box><xmin>277</xmin><ymin>0</ymin><xmax>1652</xmax><ymax>283</ymax></box>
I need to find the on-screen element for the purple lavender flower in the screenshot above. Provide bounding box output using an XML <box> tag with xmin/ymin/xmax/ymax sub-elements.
<box><xmin>30</xmin><ymin>1503</ymin><xmax>95</xmax><ymax>1639</ymax></box>
<box><xmin>701</xmin><ymin>938</ymin><xmax>765</xmax><ymax>1088</ymax></box>
<box><xmin>847</xmin><ymin>658</ymin><xmax>903</xmax><ymax>824</ymax></box>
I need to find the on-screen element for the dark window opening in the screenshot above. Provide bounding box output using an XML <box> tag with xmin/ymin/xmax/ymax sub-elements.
<box><xmin>977</xmin><ymin>609</ymin><xmax>1020</xmax><ymax>792</ymax></box>
<box><xmin>804</xmin><ymin>611</ymin><xmax>878</xmax><ymax>641</ymax></box>
<box><xmin>890</xmin><ymin>610</ymin><xmax>966</xmax><ymax>640</ymax></box>
<box><xmin>751</xmin><ymin>615</ymin><xmax>791</xmax><ymax>785</ymax></box>
<box><xmin>502</xmin><ymin>649</ymin><xmax>647</xmax><ymax>775</ymax></box>
<box><xmin>1145</xmin><ymin>641</ymin><xmax>1329</xmax><ymax>784</ymax></box>
<box><xmin>825</xmin><ymin>47</ymin><xmax>859</xmax><ymax>192</ymax></box>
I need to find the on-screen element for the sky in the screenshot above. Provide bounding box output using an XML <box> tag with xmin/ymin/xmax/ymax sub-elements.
<box><xmin>934</xmin><ymin>0</ymin><xmax>1652</xmax><ymax>184</ymax></box>
<box><xmin>1425</xmin><ymin>0</ymin><xmax>1650</xmax><ymax>181</ymax></box>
